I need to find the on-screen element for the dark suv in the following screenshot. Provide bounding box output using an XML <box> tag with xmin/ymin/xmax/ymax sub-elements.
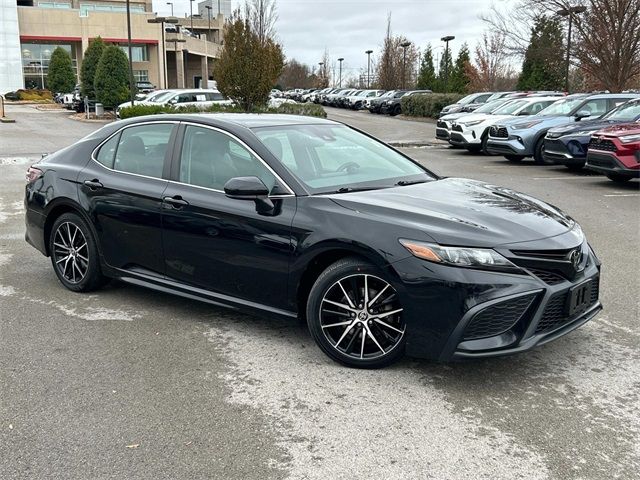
<box><xmin>381</xmin><ymin>90</ymin><xmax>432</xmax><ymax>116</ymax></box>
<box><xmin>544</xmin><ymin>99</ymin><xmax>640</xmax><ymax>170</ymax></box>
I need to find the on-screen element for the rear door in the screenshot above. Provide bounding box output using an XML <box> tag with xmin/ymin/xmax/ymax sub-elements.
<box><xmin>78</xmin><ymin>121</ymin><xmax>177</xmax><ymax>276</ymax></box>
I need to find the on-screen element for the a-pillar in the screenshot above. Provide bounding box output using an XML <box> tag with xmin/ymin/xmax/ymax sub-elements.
<box><xmin>201</xmin><ymin>56</ymin><xmax>208</xmax><ymax>88</ymax></box>
<box><xmin>175</xmin><ymin>49</ymin><xmax>185</xmax><ymax>88</ymax></box>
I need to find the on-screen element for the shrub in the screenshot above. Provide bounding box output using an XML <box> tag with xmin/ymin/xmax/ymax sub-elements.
<box><xmin>81</xmin><ymin>36</ymin><xmax>106</xmax><ymax>99</ymax></box>
<box><xmin>47</xmin><ymin>47</ymin><xmax>76</xmax><ymax>94</ymax></box>
<box><xmin>401</xmin><ymin>93</ymin><xmax>466</xmax><ymax>118</ymax></box>
<box><xmin>94</xmin><ymin>45</ymin><xmax>130</xmax><ymax>108</ymax></box>
<box><xmin>118</xmin><ymin>102</ymin><xmax>327</xmax><ymax>119</ymax></box>
<box><xmin>8</xmin><ymin>89</ymin><xmax>53</xmax><ymax>101</ymax></box>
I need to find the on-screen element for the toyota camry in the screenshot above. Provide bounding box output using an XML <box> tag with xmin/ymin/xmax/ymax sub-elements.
<box><xmin>24</xmin><ymin>114</ymin><xmax>602</xmax><ymax>368</ymax></box>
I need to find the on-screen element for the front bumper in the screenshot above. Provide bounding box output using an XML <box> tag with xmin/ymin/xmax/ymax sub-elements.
<box><xmin>543</xmin><ymin>137</ymin><xmax>588</xmax><ymax>166</ymax></box>
<box><xmin>436</xmin><ymin>121</ymin><xmax>450</xmax><ymax>140</ymax></box>
<box><xmin>449</xmin><ymin>125</ymin><xmax>481</xmax><ymax>147</ymax></box>
<box><xmin>388</xmin><ymin>239</ymin><xmax>602</xmax><ymax>361</ymax></box>
<box><xmin>586</xmin><ymin>151</ymin><xmax>640</xmax><ymax>177</ymax></box>
<box><xmin>486</xmin><ymin>135</ymin><xmax>531</xmax><ymax>156</ymax></box>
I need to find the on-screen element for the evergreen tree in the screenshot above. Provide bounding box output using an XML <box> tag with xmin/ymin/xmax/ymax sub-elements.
<box><xmin>94</xmin><ymin>45</ymin><xmax>130</xmax><ymax>108</ymax></box>
<box><xmin>214</xmin><ymin>15</ymin><xmax>284</xmax><ymax>110</ymax></box>
<box><xmin>416</xmin><ymin>44</ymin><xmax>437</xmax><ymax>90</ymax></box>
<box><xmin>517</xmin><ymin>15</ymin><xmax>565</xmax><ymax>91</ymax></box>
<box><xmin>437</xmin><ymin>47</ymin><xmax>455</xmax><ymax>92</ymax></box>
<box><xmin>80</xmin><ymin>37</ymin><xmax>106</xmax><ymax>99</ymax></box>
<box><xmin>449</xmin><ymin>43</ymin><xmax>472</xmax><ymax>94</ymax></box>
<box><xmin>47</xmin><ymin>47</ymin><xmax>76</xmax><ymax>93</ymax></box>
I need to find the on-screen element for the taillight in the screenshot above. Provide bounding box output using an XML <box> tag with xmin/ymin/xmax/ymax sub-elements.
<box><xmin>26</xmin><ymin>166</ymin><xmax>43</xmax><ymax>183</ymax></box>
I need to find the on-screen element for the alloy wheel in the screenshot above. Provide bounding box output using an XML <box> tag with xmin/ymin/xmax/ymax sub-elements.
<box><xmin>52</xmin><ymin>222</ymin><xmax>89</xmax><ymax>284</ymax></box>
<box><xmin>319</xmin><ymin>274</ymin><xmax>405</xmax><ymax>360</ymax></box>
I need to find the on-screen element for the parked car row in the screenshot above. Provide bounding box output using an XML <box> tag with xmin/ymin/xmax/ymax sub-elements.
<box><xmin>437</xmin><ymin>93</ymin><xmax>640</xmax><ymax>183</ymax></box>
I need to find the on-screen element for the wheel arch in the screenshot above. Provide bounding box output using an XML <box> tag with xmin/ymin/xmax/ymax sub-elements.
<box><xmin>43</xmin><ymin>199</ymin><xmax>99</xmax><ymax>257</ymax></box>
<box><xmin>293</xmin><ymin>242</ymin><xmax>396</xmax><ymax>320</ymax></box>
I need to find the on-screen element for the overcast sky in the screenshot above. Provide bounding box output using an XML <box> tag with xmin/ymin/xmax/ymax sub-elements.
<box><xmin>155</xmin><ymin>0</ymin><xmax>518</xmax><ymax>77</ymax></box>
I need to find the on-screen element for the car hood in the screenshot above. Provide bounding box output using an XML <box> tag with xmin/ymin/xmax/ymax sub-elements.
<box><xmin>329</xmin><ymin>178</ymin><xmax>575</xmax><ymax>247</ymax></box>
<box><xmin>457</xmin><ymin>113</ymin><xmax>513</xmax><ymax>125</ymax></box>
<box><xmin>547</xmin><ymin>119</ymin><xmax>623</xmax><ymax>136</ymax></box>
<box><xmin>440</xmin><ymin>112</ymin><xmax>468</xmax><ymax>122</ymax></box>
<box><xmin>595</xmin><ymin>122</ymin><xmax>640</xmax><ymax>136</ymax></box>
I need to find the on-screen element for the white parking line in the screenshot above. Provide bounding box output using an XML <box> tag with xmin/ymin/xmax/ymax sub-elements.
<box><xmin>603</xmin><ymin>193</ymin><xmax>640</xmax><ymax>197</ymax></box>
<box><xmin>532</xmin><ymin>176</ymin><xmax>596</xmax><ymax>180</ymax></box>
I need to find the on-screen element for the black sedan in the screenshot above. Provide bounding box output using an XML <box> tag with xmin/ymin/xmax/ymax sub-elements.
<box><xmin>543</xmin><ymin>98</ymin><xmax>640</xmax><ymax>170</ymax></box>
<box><xmin>24</xmin><ymin>114</ymin><xmax>602</xmax><ymax>368</ymax></box>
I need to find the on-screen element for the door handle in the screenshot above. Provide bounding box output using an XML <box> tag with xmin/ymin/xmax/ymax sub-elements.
<box><xmin>163</xmin><ymin>195</ymin><xmax>189</xmax><ymax>208</ymax></box>
<box><xmin>84</xmin><ymin>179</ymin><xmax>103</xmax><ymax>189</ymax></box>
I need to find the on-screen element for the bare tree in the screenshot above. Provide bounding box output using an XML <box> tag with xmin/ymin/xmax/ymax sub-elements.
<box><xmin>376</xmin><ymin>14</ymin><xmax>419</xmax><ymax>89</ymax></box>
<box><xmin>483</xmin><ymin>0</ymin><xmax>640</xmax><ymax>91</ymax></box>
<box><xmin>316</xmin><ymin>50</ymin><xmax>331</xmax><ymax>88</ymax></box>
<box><xmin>244</xmin><ymin>0</ymin><xmax>278</xmax><ymax>43</ymax></box>
<box><xmin>466</xmin><ymin>32</ymin><xmax>517</xmax><ymax>91</ymax></box>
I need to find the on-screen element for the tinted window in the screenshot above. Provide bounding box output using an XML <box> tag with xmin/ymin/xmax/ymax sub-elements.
<box><xmin>95</xmin><ymin>133</ymin><xmax>119</xmax><ymax>168</ymax></box>
<box><xmin>179</xmin><ymin>125</ymin><xmax>276</xmax><ymax>191</ymax></box>
<box><xmin>113</xmin><ymin>123</ymin><xmax>174</xmax><ymax>178</ymax></box>
<box><xmin>205</xmin><ymin>92</ymin><xmax>224</xmax><ymax>101</ymax></box>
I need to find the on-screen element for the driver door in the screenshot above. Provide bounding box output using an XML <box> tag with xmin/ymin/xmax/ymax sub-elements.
<box><xmin>161</xmin><ymin>123</ymin><xmax>297</xmax><ymax>310</ymax></box>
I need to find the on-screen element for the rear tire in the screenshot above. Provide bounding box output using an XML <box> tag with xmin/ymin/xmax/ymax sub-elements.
<box><xmin>606</xmin><ymin>173</ymin><xmax>632</xmax><ymax>183</ymax></box>
<box><xmin>49</xmin><ymin>212</ymin><xmax>108</xmax><ymax>292</ymax></box>
<box><xmin>306</xmin><ymin>257</ymin><xmax>406</xmax><ymax>369</ymax></box>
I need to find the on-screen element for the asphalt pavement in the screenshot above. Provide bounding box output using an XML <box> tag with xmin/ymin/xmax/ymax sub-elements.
<box><xmin>1</xmin><ymin>104</ymin><xmax>639</xmax><ymax>479</ymax></box>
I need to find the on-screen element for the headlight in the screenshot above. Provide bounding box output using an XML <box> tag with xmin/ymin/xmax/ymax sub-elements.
<box><xmin>460</xmin><ymin>119</ymin><xmax>484</xmax><ymax>127</ymax></box>
<box><xmin>399</xmin><ymin>239</ymin><xmax>519</xmax><ymax>272</ymax></box>
<box><xmin>511</xmin><ymin>120</ymin><xmax>544</xmax><ymax>130</ymax></box>
<box><xmin>619</xmin><ymin>133</ymin><xmax>640</xmax><ymax>144</ymax></box>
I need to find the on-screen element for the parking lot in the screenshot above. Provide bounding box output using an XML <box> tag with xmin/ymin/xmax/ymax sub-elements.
<box><xmin>1</xmin><ymin>104</ymin><xmax>639</xmax><ymax>479</ymax></box>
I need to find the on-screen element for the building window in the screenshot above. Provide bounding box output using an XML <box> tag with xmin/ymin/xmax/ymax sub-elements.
<box><xmin>79</xmin><ymin>3</ymin><xmax>145</xmax><ymax>15</ymax></box>
<box><xmin>120</xmin><ymin>45</ymin><xmax>149</xmax><ymax>62</ymax></box>
<box><xmin>133</xmin><ymin>70</ymin><xmax>149</xmax><ymax>82</ymax></box>
<box><xmin>37</xmin><ymin>2</ymin><xmax>71</xmax><ymax>8</ymax></box>
<box><xmin>21</xmin><ymin>42</ymin><xmax>77</xmax><ymax>90</ymax></box>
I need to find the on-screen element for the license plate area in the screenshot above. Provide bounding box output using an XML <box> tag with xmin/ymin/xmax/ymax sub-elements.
<box><xmin>566</xmin><ymin>280</ymin><xmax>593</xmax><ymax>316</ymax></box>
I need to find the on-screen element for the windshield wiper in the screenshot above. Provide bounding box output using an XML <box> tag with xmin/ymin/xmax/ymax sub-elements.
<box><xmin>395</xmin><ymin>179</ymin><xmax>428</xmax><ymax>186</ymax></box>
<box><xmin>334</xmin><ymin>186</ymin><xmax>385</xmax><ymax>194</ymax></box>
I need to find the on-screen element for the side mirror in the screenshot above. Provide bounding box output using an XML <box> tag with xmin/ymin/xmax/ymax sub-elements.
<box><xmin>224</xmin><ymin>176</ymin><xmax>274</xmax><ymax>215</ymax></box>
<box><xmin>169</xmin><ymin>98</ymin><xmax>178</xmax><ymax>105</ymax></box>
<box><xmin>575</xmin><ymin>110</ymin><xmax>591</xmax><ymax>120</ymax></box>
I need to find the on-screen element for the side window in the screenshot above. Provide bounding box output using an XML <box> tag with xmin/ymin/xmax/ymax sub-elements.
<box><xmin>259</xmin><ymin>132</ymin><xmax>298</xmax><ymax>172</ymax></box>
<box><xmin>113</xmin><ymin>123</ymin><xmax>174</xmax><ymax>178</ymax></box>
<box><xmin>580</xmin><ymin>99</ymin><xmax>608</xmax><ymax>117</ymax></box>
<box><xmin>176</xmin><ymin>93</ymin><xmax>196</xmax><ymax>103</ymax></box>
<box><xmin>179</xmin><ymin>126</ymin><xmax>276</xmax><ymax>192</ymax></box>
<box><xmin>95</xmin><ymin>133</ymin><xmax>120</xmax><ymax>168</ymax></box>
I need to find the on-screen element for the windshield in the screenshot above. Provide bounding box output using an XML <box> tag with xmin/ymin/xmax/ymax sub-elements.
<box><xmin>474</xmin><ymin>99</ymin><xmax>509</xmax><ymax>114</ymax></box>
<box><xmin>151</xmin><ymin>91</ymin><xmax>175</xmax><ymax>103</ymax></box>
<box><xmin>457</xmin><ymin>93</ymin><xmax>477</xmax><ymax>105</ymax></box>
<box><xmin>254</xmin><ymin>124</ymin><xmax>433</xmax><ymax>194</ymax></box>
<box><xmin>602</xmin><ymin>101</ymin><xmax>640</xmax><ymax>121</ymax></box>
<box><xmin>492</xmin><ymin>100</ymin><xmax>527</xmax><ymax>115</ymax></box>
<box><xmin>539</xmin><ymin>97</ymin><xmax>585</xmax><ymax>116</ymax></box>
<box><xmin>393</xmin><ymin>91</ymin><xmax>407</xmax><ymax>98</ymax></box>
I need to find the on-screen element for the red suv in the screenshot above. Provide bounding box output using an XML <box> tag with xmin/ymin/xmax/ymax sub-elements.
<box><xmin>586</xmin><ymin>123</ymin><xmax>640</xmax><ymax>183</ymax></box>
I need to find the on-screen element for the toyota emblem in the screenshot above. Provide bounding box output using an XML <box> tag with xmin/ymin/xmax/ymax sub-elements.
<box><xmin>569</xmin><ymin>249</ymin><xmax>582</xmax><ymax>270</ymax></box>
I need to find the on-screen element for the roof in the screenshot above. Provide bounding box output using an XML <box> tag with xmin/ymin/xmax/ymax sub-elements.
<box><xmin>121</xmin><ymin>113</ymin><xmax>339</xmax><ymax>129</ymax></box>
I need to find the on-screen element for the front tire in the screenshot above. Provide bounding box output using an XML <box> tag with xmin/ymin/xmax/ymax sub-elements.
<box><xmin>306</xmin><ymin>258</ymin><xmax>406</xmax><ymax>368</ymax></box>
<box><xmin>533</xmin><ymin>138</ymin><xmax>548</xmax><ymax>164</ymax></box>
<box><xmin>49</xmin><ymin>212</ymin><xmax>108</xmax><ymax>292</ymax></box>
<box><xmin>606</xmin><ymin>173</ymin><xmax>632</xmax><ymax>183</ymax></box>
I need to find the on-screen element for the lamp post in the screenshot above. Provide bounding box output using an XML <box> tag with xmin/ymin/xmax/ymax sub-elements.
<box><xmin>190</xmin><ymin>0</ymin><xmax>195</xmax><ymax>31</ymax></box>
<box><xmin>148</xmin><ymin>16</ymin><xmax>178</xmax><ymax>89</ymax></box>
<box><xmin>337</xmin><ymin>57</ymin><xmax>344</xmax><ymax>87</ymax></box>
<box><xmin>166</xmin><ymin>2</ymin><xmax>173</xmax><ymax>15</ymax></box>
<box><xmin>557</xmin><ymin>6</ymin><xmax>587</xmax><ymax>93</ymax></box>
<box><xmin>400</xmin><ymin>41</ymin><xmax>411</xmax><ymax>89</ymax></box>
<box><xmin>318</xmin><ymin>61</ymin><xmax>324</xmax><ymax>87</ymax></box>
<box><xmin>440</xmin><ymin>35</ymin><xmax>455</xmax><ymax>92</ymax></box>
<box><xmin>365</xmin><ymin>49</ymin><xmax>373</xmax><ymax>88</ymax></box>
<box><xmin>125</xmin><ymin>0</ymin><xmax>135</xmax><ymax>106</ymax></box>
<box><xmin>168</xmin><ymin>37</ymin><xmax>186</xmax><ymax>88</ymax></box>
<box><xmin>205</xmin><ymin>5</ymin><xmax>212</xmax><ymax>40</ymax></box>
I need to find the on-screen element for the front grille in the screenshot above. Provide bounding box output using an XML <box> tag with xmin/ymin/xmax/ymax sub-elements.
<box><xmin>544</xmin><ymin>139</ymin><xmax>569</xmax><ymax>153</ymax></box>
<box><xmin>528</xmin><ymin>268</ymin><xmax>566</xmax><ymax>285</ymax></box>
<box><xmin>463</xmin><ymin>294</ymin><xmax>536</xmax><ymax>340</ymax></box>
<box><xmin>587</xmin><ymin>153</ymin><xmax>616</xmax><ymax>169</ymax></box>
<box><xmin>535</xmin><ymin>277</ymin><xmax>599</xmax><ymax>334</ymax></box>
<box><xmin>510</xmin><ymin>248</ymin><xmax>574</xmax><ymax>260</ymax></box>
<box><xmin>589</xmin><ymin>137</ymin><xmax>617</xmax><ymax>152</ymax></box>
<box><xmin>436</xmin><ymin>120</ymin><xmax>447</xmax><ymax>129</ymax></box>
<box><xmin>490</xmin><ymin>126</ymin><xmax>508</xmax><ymax>138</ymax></box>
<box><xmin>452</xmin><ymin>124</ymin><xmax>463</xmax><ymax>132</ymax></box>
